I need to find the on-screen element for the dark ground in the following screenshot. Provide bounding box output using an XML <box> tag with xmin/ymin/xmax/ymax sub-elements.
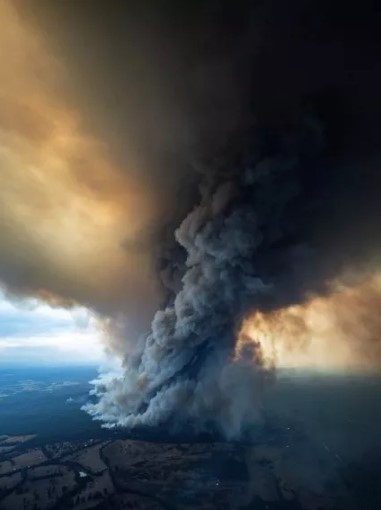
<box><xmin>0</xmin><ymin>366</ymin><xmax>380</xmax><ymax>509</ymax></box>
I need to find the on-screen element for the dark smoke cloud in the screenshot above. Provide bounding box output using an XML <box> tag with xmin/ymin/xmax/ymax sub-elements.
<box><xmin>6</xmin><ymin>1</ymin><xmax>381</xmax><ymax>434</ymax></box>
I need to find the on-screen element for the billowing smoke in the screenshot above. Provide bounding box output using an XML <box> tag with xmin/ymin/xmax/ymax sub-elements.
<box><xmin>2</xmin><ymin>1</ymin><xmax>381</xmax><ymax>436</ymax></box>
<box><xmin>84</xmin><ymin>120</ymin><xmax>381</xmax><ymax>436</ymax></box>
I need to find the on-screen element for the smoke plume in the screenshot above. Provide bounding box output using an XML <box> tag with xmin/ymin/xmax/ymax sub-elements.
<box><xmin>2</xmin><ymin>1</ymin><xmax>381</xmax><ymax>435</ymax></box>
<box><xmin>85</xmin><ymin>120</ymin><xmax>381</xmax><ymax>436</ymax></box>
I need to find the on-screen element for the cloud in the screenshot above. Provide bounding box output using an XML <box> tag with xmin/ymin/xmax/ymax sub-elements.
<box><xmin>0</xmin><ymin>289</ymin><xmax>106</xmax><ymax>365</ymax></box>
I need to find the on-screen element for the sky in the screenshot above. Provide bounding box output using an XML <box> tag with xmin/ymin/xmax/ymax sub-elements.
<box><xmin>0</xmin><ymin>289</ymin><xmax>106</xmax><ymax>366</ymax></box>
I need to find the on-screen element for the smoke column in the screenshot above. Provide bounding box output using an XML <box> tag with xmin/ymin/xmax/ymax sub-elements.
<box><xmin>85</xmin><ymin>120</ymin><xmax>381</xmax><ymax>437</ymax></box>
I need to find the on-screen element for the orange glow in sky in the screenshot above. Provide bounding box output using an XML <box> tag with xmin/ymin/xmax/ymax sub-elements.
<box><xmin>237</xmin><ymin>273</ymin><xmax>381</xmax><ymax>371</ymax></box>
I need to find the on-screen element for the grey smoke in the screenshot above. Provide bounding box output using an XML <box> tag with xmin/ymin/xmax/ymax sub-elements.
<box><xmin>84</xmin><ymin>125</ymin><xmax>340</xmax><ymax>436</ymax></box>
